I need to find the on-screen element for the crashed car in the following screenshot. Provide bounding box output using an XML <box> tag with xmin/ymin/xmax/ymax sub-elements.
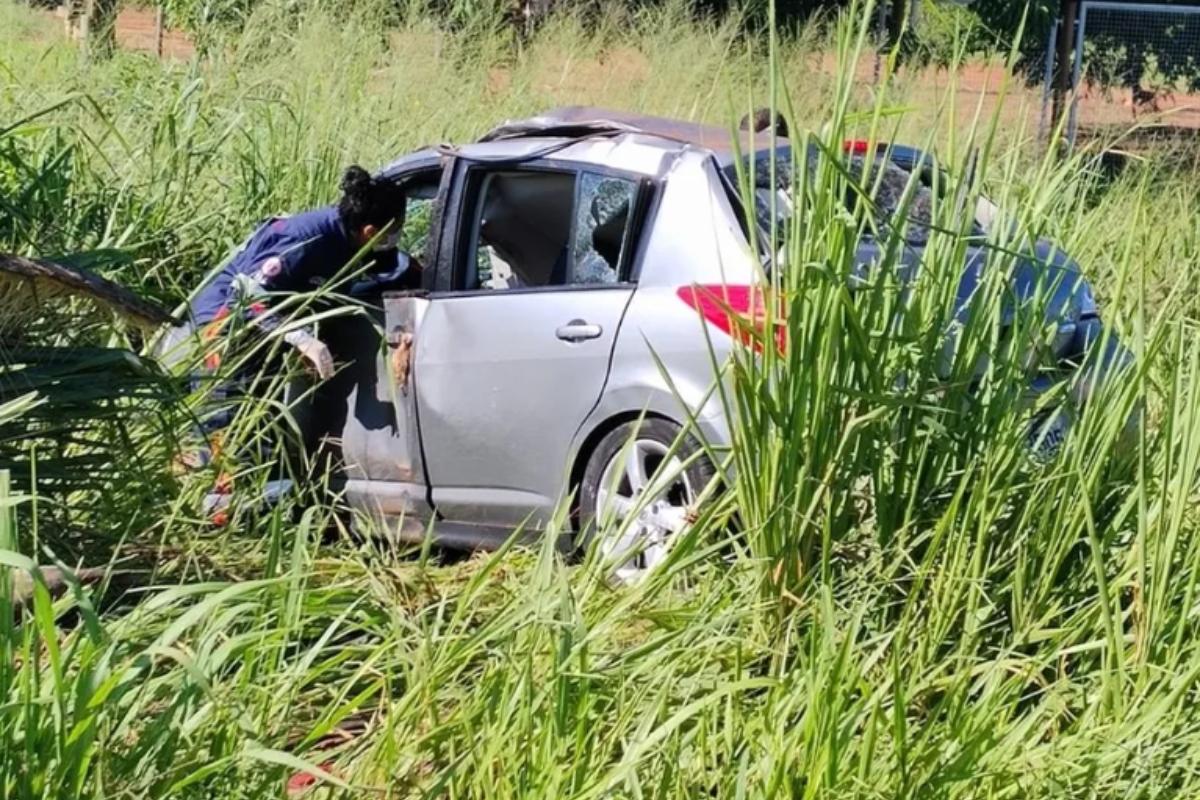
<box><xmin>264</xmin><ymin>107</ymin><xmax>1130</xmax><ymax>578</ymax></box>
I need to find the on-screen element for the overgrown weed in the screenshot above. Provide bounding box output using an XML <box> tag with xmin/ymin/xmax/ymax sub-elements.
<box><xmin>2</xmin><ymin>0</ymin><xmax>1200</xmax><ymax>797</ymax></box>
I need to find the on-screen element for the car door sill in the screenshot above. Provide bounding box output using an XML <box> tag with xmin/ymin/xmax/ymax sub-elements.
<box><xmin>365</xmin><ymin>515</ymin><xmax>575</xmax><ymax>554</ymax></box>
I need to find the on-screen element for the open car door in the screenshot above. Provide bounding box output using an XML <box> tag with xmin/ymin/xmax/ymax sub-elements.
<box><xmin>323</xmin><ymin>158</ymin><xmax>448</xmax><ymax>541</ymax></box>
<box><xmin>402</xmin><ymin>159</ymin><xmax>653</xmax><ymax>535</ymax></box>
<box><xmin>334</xmin><ymin>293</ymin><xmax>432</xmax><ymax>541</ymax></box>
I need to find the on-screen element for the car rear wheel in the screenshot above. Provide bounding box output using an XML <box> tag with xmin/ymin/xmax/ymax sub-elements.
<box><xmin>578</xmin><ymin>418</ymin><xmax>716</xmax><ymax>582</ymax></box>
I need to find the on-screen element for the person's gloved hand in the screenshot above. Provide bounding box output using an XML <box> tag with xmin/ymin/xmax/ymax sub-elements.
<box><xmin>283</xmin><ymin>329</ymin><xmax>335</xmax><ymax>380</ymax></box>
<box><xmin>296</xmin><ymin>338</ymin><xmax>335</xmax><ymax>380</ymax></box>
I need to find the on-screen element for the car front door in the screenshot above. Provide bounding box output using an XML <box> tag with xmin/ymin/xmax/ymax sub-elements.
<box><xmin>325</xmin><ymin>158</ymin><xmax>448</xmax><ymax>540</ymax></box>
<box><xmin>389</xmin><ymin>159</ymin><xmax>654</xmax><ymax>533</ymax></box>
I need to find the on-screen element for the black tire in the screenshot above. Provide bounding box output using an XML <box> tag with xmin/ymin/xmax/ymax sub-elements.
<box><xmin>577</xmin><ymin>417</ymin><xmax>717</xmax><ymax>563</ymax></box>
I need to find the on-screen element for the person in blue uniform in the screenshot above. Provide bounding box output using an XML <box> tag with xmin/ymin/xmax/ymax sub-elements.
<box><xmin>180</xmin><ymin>165</ymin><xmax>420</xmax><ymax>520</ymax></box>
<box><xmin>189</xmin><ymin>164</ymin><xmax>418</xmax><ymax>376</ymax></box>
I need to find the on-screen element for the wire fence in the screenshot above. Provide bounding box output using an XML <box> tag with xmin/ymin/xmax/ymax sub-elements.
<box><xmin>1066</xmin><ymin>1</ymin><xmax>1200</xmax><ymax>145</ymax></box>
<box><xmin>860</xmin><ymin>0</ymin><xmax>1200</xmax><ymax>153</ymax></box>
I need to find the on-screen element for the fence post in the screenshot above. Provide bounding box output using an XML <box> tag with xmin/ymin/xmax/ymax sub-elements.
<box><xmin>80</xmin><ymin>0</ymin><xmax>118</xmax><ymax>62</ymax></box>
<box><xmin>1066</xmin><ymin>2</ymin><xmax>1090</xmax><ymax>147</ymax></box>
<box><xmin>1038</xmin><ymin>19</ymin><xmax>1060</xmax><ymax>145</ymax></box>
<box><xmin>155</xmin><ymin>3</ymin><xmax>164</xmax><ymax>58</ymax></box>
<box><xmin>873</xmin><ymin>2</ymin><xmax>885</xmax><ymax>86</ymax></box>
<box><xmin>1051</xmin><ymin>0</ymin><xmax>1080</xmax><ymax>152</ymax></box>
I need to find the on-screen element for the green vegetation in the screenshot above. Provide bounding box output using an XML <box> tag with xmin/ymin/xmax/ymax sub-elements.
<box><xmin>5</xmin><ymin>0</ymin><xmax>1200</xmax><ymax>797</ymax></box>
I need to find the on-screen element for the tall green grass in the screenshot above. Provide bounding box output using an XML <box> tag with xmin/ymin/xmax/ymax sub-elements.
<box><xmin>4</xmin><ymin>0</ymin><xmax>1200</xmax><ymax>797</ymax></box>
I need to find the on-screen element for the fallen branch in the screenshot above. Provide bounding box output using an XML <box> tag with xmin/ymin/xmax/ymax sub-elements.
<box><xmin>0</xmin><ymin>251</ymin><xmax>178</xmax><ymax>331</ymax></box>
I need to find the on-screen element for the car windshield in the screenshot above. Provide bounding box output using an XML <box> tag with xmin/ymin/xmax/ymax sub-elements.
<box><xmin>727</xmin><ymin>147</ymin><xmax>988</xmax><ymax>251</ymax></box>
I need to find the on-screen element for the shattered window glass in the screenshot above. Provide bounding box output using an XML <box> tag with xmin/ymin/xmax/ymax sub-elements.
<box><xmin>735</xmin><ymin>149</ymin><xmax>964</xmax><ymax>249</ymax></box>
<box><xmin>744</xmin><ymin>155</ymin><xmax>802</xmax><ymax>253</ymax></box>
<box><xmin>571</xmin><ymin>173</ymin><xmax>636</xmax><ymax>285</ymax></box>
<box><xmin>459</xmin><ymin>169</ymin><xmax>640</xmax><ymax>291</ymax></box>
<box><xmin>844</xmin><ymin>154</ymin><xmax>937</xmax><ymax>245</ymax></box>
<box><xmin>400</xmin><ymin>196</ymin><xmax>434</xmax><ymax>262</ymax></box>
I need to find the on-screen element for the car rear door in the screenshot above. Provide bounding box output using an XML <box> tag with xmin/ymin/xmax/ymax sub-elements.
<box><xmin>392</xmin><ymin>158</ymin><xmax>654</xmax><ymax>532</ymax></box>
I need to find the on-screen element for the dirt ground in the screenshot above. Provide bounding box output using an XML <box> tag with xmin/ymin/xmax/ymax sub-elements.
<box><xmin>49</xmin><ymin>3</ymin><xmax>193</xmax><ymax>59</ymax></box>
<box><xmin>1075</xmin><ymin>84</ymin><xmax>1200</xmax><ymax>135</ymax></box>
<box><xmin>113</xmin><ymin>4</ymin><xmax>191</xmax><ymax>58</ymax></box>
<box><xmin>882</xmin><ymin>58</ymin><xmax>1198</xmax><ymax>144</ymax></box>
<box><xmin>34</xmin><ymin>5</ymin><xmax>1200</xmax><ymax>147</ymax></box>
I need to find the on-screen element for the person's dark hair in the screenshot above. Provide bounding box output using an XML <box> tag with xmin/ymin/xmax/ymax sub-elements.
<box><xmin>739</xmin><ymin>107</ymin><xmax>788</xmax><ymax>138</ymax></box>
<box><xmin>338</xmin><ymin>165</ymin><xmax>407</xmax><ymax>234</ymax></box>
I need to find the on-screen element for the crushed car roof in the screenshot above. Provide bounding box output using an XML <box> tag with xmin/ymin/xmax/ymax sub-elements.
<box><xmin>379</xmin><ymin>108</ymin><xmax>937</xmax><ymax>182</ymax></box>
<box><xmin>478</xmin><ymin>106</ymin><xmax>789</xmax><ymax>161</ymax></box>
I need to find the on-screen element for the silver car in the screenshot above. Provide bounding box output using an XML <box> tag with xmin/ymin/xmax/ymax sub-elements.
<box><xmin>280</xmin><ymin>106</ymin><xmax>1129</xmax><ymax>576</ymax></box>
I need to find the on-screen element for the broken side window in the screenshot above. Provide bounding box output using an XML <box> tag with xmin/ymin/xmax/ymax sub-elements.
<box><xmin>571</xmin><ymin>173</ymin><xmax>636</xmax><ymax>286</ymax></box>
<box><xmin>462</xmin><ymin>168</ymin><xmax>638</xmax><ymax>291</ymax></box>
<box><xmin>731</xmin><ymin>148</ymin><xmax>978</xmax><ymax>252</ymax></box>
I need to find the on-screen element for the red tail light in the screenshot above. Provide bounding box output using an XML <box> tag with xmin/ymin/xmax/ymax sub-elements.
<box><xmin>677</xmin><ymin>284</ymin><xmax>786</xmax><ymax>354</ymax></box>
<box><xmin>844</xmin><ymin>140</ymin><xmax>873</xmax><ymax>154</ymax></box>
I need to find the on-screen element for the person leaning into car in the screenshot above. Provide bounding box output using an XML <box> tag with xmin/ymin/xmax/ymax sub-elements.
<box><xmin>188</xmin><ymin>165</ymin><xmax>419</xmax><ymax>376</ymax></box>
<box><xmin>178</xmin><ymin>164</ymin><xmax>421</xmax><ymax>472</ymax></box>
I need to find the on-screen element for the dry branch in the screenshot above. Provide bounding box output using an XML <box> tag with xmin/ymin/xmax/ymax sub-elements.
<box><xmin>0</xmin><ymin>251</ymin><xmax>178</xmax><ymax>331</ymax></box>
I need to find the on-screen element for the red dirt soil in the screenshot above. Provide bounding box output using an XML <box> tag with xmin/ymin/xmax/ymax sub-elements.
<box><xmin>114</xmin><ymin>5</ymin><xmax>192</xmax><ymax>59</ymax></box>
<box><xmin>36</xmin><ymin>6</ymin><xmax>1200</xmax><ymax>144</ymax></box>
<box><xmin>890</xmin><ymin>58</ymin><xmax>1200</xmax><ymax>144</ymax></box>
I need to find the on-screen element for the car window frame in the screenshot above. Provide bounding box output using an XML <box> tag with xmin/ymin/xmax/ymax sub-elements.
<box><xmin>718</xmin><ymin>145</ymin><xmax>796</xmax><ymax>265</ymax></box>
<box><xmin>439</xmin><ymin>157</ymin><xmax>657</xmax><ymax>298</ymax></box>
<box><xmin>392</xmin><ymin>165</ymin><xmax>448</xmax><ymax>267</ymax></box>
<box><xmin>377</xmin><ymin>155</ymin><xmax>455</xmax><ymax>297</ymax></box>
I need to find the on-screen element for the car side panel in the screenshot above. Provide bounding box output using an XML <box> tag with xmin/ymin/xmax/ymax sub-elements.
<box><xmin>569</xmin><ymin>152</ymin><xmax>753</xmax><ymax>475</ymax></box>
<box><xmin>633</xmin><ymin>151</ymin><xmax>759</xmax><ymax>287</ymax></box>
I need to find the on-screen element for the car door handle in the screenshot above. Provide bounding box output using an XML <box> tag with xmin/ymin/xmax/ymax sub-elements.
<box><xmin>556</xmin><ymin>321</ymin><xmax>603</xmax><ymax>342</ymax></box>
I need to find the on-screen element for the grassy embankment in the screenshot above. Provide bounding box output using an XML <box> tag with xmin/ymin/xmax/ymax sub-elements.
<box><xmin>4</xmin><ymin>0</ymin><xmax>1200</xmax><ymax>796</ymax></box>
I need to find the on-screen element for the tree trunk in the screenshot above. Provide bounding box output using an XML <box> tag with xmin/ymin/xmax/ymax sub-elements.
<box><xmin>155</xmin><ymin>3</ymin><xmax>164</xmax><ymax>58</ymax></box>
<box><xmin>62</xmin><ymin>0</ymin><xmax>85</xmax><ymax>41</ymax></box>
<box><xmin>0</xmin><ymin>251</ymin><xmax>177</xmax><ymax>329</ymax></box>
<box><xmin>887</xmin><ymin>0</ymin><xmax>907</xmax><ymax>46</ymax></box>
<box><xmin>513</xmin><ymin>0</ymin><xmax>554</xmax><ymax>43</ymax></box>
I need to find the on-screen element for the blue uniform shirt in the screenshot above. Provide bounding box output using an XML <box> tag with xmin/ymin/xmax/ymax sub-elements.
<box><xmin>190</xmin><ymin>205</ymin><xmax>358</xmax><ymax>326</ymax></box>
